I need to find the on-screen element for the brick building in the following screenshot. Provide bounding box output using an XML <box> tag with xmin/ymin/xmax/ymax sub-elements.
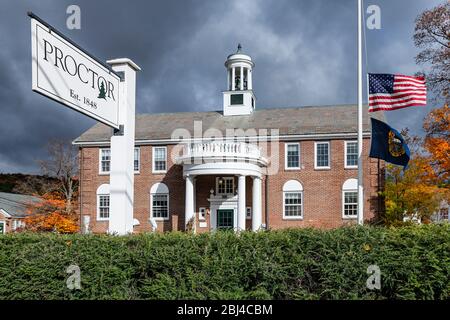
<box><xmin>73</xmin><ymin>46</ymin><xmax>385</xmax><ymax>234</ymax></box>
<box><xmin>0</xmin><ymin>192</ymin><xmax>39</xmax><ymax>234</ymax></box>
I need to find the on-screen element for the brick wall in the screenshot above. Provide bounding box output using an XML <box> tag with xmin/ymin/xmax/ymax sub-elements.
<box><xmin>78</xmin><ymin>137</ymin><xmax>384</xmax><ymax>233</ymax></box>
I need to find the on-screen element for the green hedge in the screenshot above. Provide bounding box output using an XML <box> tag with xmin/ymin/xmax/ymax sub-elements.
<box><xmin>0</xmin><ymin>224</ymin><xmax>448</xmax><ymax>300</ymax></box>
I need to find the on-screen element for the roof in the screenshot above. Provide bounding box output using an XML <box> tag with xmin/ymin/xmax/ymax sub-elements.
<box><xmin>74</xmin><ymin>104</ymin><xmax>385</xmax><ymax>144</ymax></box>
<box><xmin>0</xmin><ymin>192</ymin><xmax>41</xmax><ymax>218</ymax></box>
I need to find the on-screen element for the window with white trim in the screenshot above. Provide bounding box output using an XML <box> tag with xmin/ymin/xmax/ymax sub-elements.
<box><xmin>315</xmin><ymin>142</ymin><xmax>330</xmax><ymax>169</ymax></box>
<box><xmin>152</xmin><ymin>194</ymin><xmax>169</xmax><ymax>219</ymax></box>
<box><xmin>216</xmin><ymin>177</ymin><xmax>234</xmax><ymax>195</ymax></box>
<box><xmin>282</xmin><ymin>180</ymin><xmax>303</xmax><ymax>219</ymax></box>
<box><xmin>285</xmin><ymin>143</ymin><xmax>300</xmax><ymax>169</ymax></box>
<box><xmin>134</xmin><ymin>147</ymin><xmax>140</xmax><ymax>172</ymax></box>
<box><xmin>96</xmin><ymin>184</ymin><xmax>110</xmax><ymax>220</ymax></box>
<box><xmin>98</xmin><ymin>195</ymin><xmax>110</xmax><ymax>219</ymax></box>
<box><xmin>345</xmin><ymin>141</ymin><xmax>358</xmax><ymax>168</ymax></box>
<box><xmin>150</xmin><ymin>183</ymin><xmax>169</xmax><ymax>220</ymax></box>
<box><xmin>152</xmin><ymin>147</ymin><xmax>167</xmax><ymax>173</ymax></box>
<box><xmin>12</xmin><ymin>220</ymin><xmax>25</xmax><ymax>231</ymax></box>
<box><xmin>99</xmin><ymin>148</ymin><xmax>111</xmax><ymax>173</ymax></box>
<box><xmin>342</xmin><ymin>179</ymin><xmax>358</xmax><ymax>218</ymax></box>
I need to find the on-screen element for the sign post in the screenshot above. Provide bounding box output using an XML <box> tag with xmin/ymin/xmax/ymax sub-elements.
<box><xmin>29</xmin><ymin>13</ymin><xmax>140</xmax><ymax>235</ymax></box>
<box><xmin>107</xmin><ymin>59</ymin><xmax>140</xmax><ymax>235</ymax></box>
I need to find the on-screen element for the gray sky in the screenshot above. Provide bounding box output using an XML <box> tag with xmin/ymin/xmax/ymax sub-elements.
<box><xmin>0</xmin><ymin>0</ymin><xmax>444</xmax><ymax>173</ymax></box>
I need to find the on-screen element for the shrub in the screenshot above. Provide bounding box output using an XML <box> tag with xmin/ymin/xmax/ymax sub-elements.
<box><xmin>0</xmin><ymin>224</ymin><xmax>448</xmax><ymax>300</ymax></box>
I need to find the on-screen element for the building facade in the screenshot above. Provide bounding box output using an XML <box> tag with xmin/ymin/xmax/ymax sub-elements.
<box><xmin>74</xmin><ymin>47</ymin><xmax>385</xmax><ymax>234</ymax></box>
<box><xmin>0</xmin><ymin>192</ymin><xmax>39</xmax><ymax>234</ymax></box>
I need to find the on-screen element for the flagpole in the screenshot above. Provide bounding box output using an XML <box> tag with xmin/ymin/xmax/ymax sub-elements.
<box><xmin>357</xmin><ymin>0</ymin><xmax>364</xmax><ymax>225</ymax></box>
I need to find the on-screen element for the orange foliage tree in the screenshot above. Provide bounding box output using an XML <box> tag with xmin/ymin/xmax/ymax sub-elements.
<box><xmin>24</xmin><ymin>193</ymin><xmax>79</xmax><ymax>233</ymax></box>
<box><xmin>382</xmin><ymin>131</ymin><xmax>448</xmax><ymax>225</ymax></box>
<box><xmin>423</xmin><ymin>104</ymin><xmax>450</xmax><ymax>183</ymax></box>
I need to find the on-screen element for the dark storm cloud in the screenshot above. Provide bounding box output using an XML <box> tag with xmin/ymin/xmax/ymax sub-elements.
<box><xmin>0</xmin><ymin>0</ymin><xmax>444</xmax><ymax>173</ymax></box>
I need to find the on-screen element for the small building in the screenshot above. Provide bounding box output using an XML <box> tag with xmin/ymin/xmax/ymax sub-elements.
<box><xmin>431</xmin><ymin>200</ymin><xmax>449</xmax><ymax>223</ymax></box>
<box><xmin>74</xmin><ymin>46</ymin><xmax>385</xmax><ymax>233</ymax></box>
<box><xmin>0</xmin><ymin>192</ymin><xmax>40</xmax><ymax>234</ymax></box>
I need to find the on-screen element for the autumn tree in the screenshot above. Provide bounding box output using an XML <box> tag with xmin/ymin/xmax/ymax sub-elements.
<box><xmin>23</xmin><ymin>193</ymin><xmax>79</xmax><ymax>233</ymax></box>
<box><xmin>382</xmin><ymin>131</ymin><xmax>447</xmax><ymax>225</ymax></box>
<box><xmin>423</xmin><ymin>104</ymin><xmax>449</xmax><ymax>183</ymax></box>
<box><xmin>414</xmin><ymin>2</ymin><xmax>449</xmax><ymax>102</ymax></box>
<box><xmin>38</xmin><ymin>140</ymin><xmax>79</xmax><ymax>214</ymax></box>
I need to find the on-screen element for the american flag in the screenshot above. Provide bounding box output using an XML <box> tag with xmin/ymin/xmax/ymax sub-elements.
<box><xmin>368</xmin><ymin>73</ymin><xmax>427</xmax><ymax>112</ymax></box>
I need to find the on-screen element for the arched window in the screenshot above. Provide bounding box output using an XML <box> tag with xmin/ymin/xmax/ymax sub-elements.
<box><xmin>282</xmin><ymin>180</ymin><xmax>303</xmax><ymax>219</ymax></box>
<box><xmin>150</xmin><ymin>183</ymin><xmax>169</xmax><ymax>220</ymax></box>
<box><xmin>342</xmin><ymin>179</ymin><xmax>358</xmax><ymax>219</ymax></box>
<box><xmin>96</xmin><ymin>184</ymin><xmax>110</xmax><ymax>221</ymax></box>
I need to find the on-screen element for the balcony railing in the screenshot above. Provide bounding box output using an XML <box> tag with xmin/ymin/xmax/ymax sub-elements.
<box><xmin>177</xmin><ymin>141</ymin><xmax>267</xmax><ymax>165</ymax></box>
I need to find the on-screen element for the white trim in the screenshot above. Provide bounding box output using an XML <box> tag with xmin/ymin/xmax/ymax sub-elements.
<box><xmin>283</xmin><ymin>179</ymin><xmax>304</xmax><ymax>192</ymax></box>
<box><xmin>96</xmin><ymin>194</ymin><xmax>110</xmax><ymax>221</ymax></box>
<box><xmin>96</xmin><ymin>184</ymin><xmax>110</xmax><ymax>221</ymax></box>
<box><xmin>134</xmin><ymin>147</ymin><xmax>141</xmax><ymax>174</ymax></box>
<box><xmin>73</xmin><ymin>132</ymin><xmax>373</xmax><ymax>147</ymax></box>
<box><xmin>216</xmin><ymin>177</ymin><xmax>235</xmax><ymax>195</ymax></box>
<box><xmin>152</xmin><ymin>146</ymin><xmax>167</xmax><ymax>174</ymax></box>
<box><xmin>344</xmin><ymin>141</ymin><xmax>358</xmax><ymax>169</ymax></box>
<box><xmin>0</xmin><ymin>221</ymin><xmax>5</xmax><ymax>234</ymax></box>
<box><xmin>0</xmin><ymin>208</ymin><xmax>12</xmax><ymax>218</ymax></box>
<box><xmin>343</xmin><ymin>178</ymin><xmax>358</xmax><ymax>190</ymax></box>
<box><xmin>184</xmin><ymin>162</ymin><xmax>263</xmax><ymax>178</ymax></box>
<box><xmin>285</xmin><ymin>142</ymin><xmax>300</xmax><ymax>170</ymax></box>
<box><xmin>314</xmin><ymin>141</ymin><xmax>331</xmax><ymax>170</ymax></box>
<box><xmin>150</xmin><ymin>182</ymin><xmax>169</xmax><ymax>194</ymax></box>
<box><xmin>150</xmin><ymin>193</ymin><xmax>170</xmax><ymax>221</ymax></box>
<box><xmin>98</xmin><ymin>148</ymin><xmax>111</xmax><ymax>175</ymax></box>
<box><xmin>342</xmin><ymin>190</ymin><xmax>358</xmax><ymax>219</ymax></box>
<box><xmin>282</xmin><ymin>191</ymin><xmax>303</xmax><ymax>220</ymax></box>
<box><xmin>199</xmin><ymin>207</ymin><xmax>206</xmax><ymax>221</ymax></box>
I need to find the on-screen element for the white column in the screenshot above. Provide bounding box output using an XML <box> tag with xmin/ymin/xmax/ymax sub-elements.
<box><xmin>240</xmin><ymin>66</ymin><xmax>244</xmax><ymax>90</ymax></box>
<box><xmin>185</xmin><ymin>175</ymin><xmax>195</xmax><ymax>231</ymax></box>
<box><xmin>237</xmin><ymin>175</ymin><xmax>246</xmax><ymax>232</ymax></box>
<box><xmin>252</xmin><ymin>176</ymin><xmax>262</xmax><ymax>231</ymax></box>
<box><xmin>357</xmin><ymin>0</ymin><xmax>364</xmax><ymax>225</ymax></box>
<box><xmin>107</xmin><ymin>58</ymin><xmax>141</xmax><ymax>235</ymax></box>
<box><xmin>231</xmin><ymin>67</ymin><xmax>235</xmax><ymax>90</ymax></box>
<box><xmin>248</xmin><ymin>69</ymin><xmax>252</xmax><ymax>90</ymax></box>
<box><xmin>227</xmin><ymin>69</ymin><xmax>230</xmax><ymax>91</ymax></box>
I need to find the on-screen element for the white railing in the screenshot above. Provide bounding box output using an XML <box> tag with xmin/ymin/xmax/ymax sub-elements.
<box><xmin>182</xmin><ymin>141</ymin><xmax>262</xmax><ymax>160</ymax></box>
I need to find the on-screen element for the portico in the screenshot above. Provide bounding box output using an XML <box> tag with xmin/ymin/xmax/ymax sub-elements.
<box><xmin>177</xmin><ymin>141</ymin><xmax>267</xmax><ymax>232</ymax></box>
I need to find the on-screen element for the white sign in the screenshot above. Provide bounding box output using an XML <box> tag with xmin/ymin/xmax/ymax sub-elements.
<box><xmin>31</xmin><ymin>17</ymin><xmax>120</xmax><ymax>129</ymax></box>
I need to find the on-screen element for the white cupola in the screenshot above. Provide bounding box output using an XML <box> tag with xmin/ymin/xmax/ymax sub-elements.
<box><xmin>223</xmin><ymin>44</ymin><xmax>256</xmax><ymax>116</ymax></box>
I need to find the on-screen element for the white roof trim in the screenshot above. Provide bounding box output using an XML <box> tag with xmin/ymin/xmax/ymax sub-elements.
<box><xmin>73</xmin><ymin>132</ymin><xmax>372</xmax><ymax>147</ymax></box>
<box><xmin>0</xmin><ymin>208</ymin><xmax>12</xmax><ymax>218</ymax></box>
